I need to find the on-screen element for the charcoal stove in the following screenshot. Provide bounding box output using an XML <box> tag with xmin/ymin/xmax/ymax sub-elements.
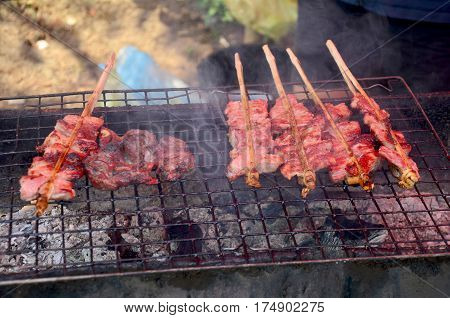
<box><xmin>0</xmin><ymin>76</ymin><xmax>448</xmax><ymax>285</ymax></box>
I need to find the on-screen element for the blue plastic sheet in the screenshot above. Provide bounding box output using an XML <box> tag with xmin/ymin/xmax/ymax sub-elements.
<box><xmin>100</xmin><ymin>46</ymin><xmax>191</xmax><ymax>106</ymax></box>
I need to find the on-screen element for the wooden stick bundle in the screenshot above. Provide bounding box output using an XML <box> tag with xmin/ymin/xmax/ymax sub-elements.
<box><xmin>262</xmin><ymin>45</ymin><xmax>315</xmax><ymax>197</ymax></box>
<box><xmin>286</xmin><ymin>48</ymin><xmax>373</xmax><ymax>190</ymax></box>
<box><xmin>35</xmin><ymin>53</ymin><xmax>116</xmax><ymax>216</ymax></box>
<box><xmin>234</xmin><ymin>53</ymin><xmax>261</xmax><ymax>187</ymax></box>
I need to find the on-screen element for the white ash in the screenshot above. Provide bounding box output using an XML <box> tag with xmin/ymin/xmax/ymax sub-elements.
<box><xmin>0</xmin><ymin>205</ymin><xmax>167</xmax><ymax>274</ymax></box>
<box><xmin>1</xmin><ymin>188</ymin><xmax>447</xmax><ymax>275</ymax></box>
<box><xmin>115</xmin><ymin>208</ymin><xmax>168</xmax><ymax>259</ymax></box>
<box><xmin>361</xmin><ymin>193</ymin><xmax>449</xmax><ymax>254</ymax></box>
<box><xmin>0</xmin><ymin>205</ymin><xmax>113</xmax><ymax>273</ymax></box>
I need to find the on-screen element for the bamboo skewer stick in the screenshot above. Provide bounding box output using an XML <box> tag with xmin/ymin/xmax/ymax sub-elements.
<box><xmin>286</xmin><ymin>48</ymin><xmax>373</xmax><ymax>191</ymax></box>
<box><xmin>35</xmin><ymin>53</ymin><xmax>116</xmax><ymax>216</ymax></box>
<box><xmin>262</xmin><ymin>45</ymin><xmax>315</xmax><ymax>197</ymax></box>
<box><xmin>326</xmin><ymin>40</ymin><xmax>383</xmax><ymax>117</ymax></box>
<box><xmin>326</xmin><ymin>40</ymin><xmax>418</xmax><ymax>188</ymax></box>
<box><xmin>334</xmin><ymin>57</ymin><xmax>356</xmax><ymax>96</ymax></box>
<box><xmin>234</xmin><ymin>53</ymin><xmax>261</xmax><ymax>187</ymax></box>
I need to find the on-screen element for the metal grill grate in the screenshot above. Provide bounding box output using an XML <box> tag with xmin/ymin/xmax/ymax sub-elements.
<box><xmin>0</xmin><ymin>76</ymin><xmax>448</xmax><ymax>285</ymax></box>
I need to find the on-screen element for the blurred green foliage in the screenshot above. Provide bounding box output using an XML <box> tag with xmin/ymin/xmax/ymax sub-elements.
<box><xmin>224</xmin><ymin>0</ymin><xmax>297</xmax><ymax>40</ymax></box>
<box><xmin>197</xmin><ymin>0</ymin><xmax>234</xmax><ymax>24</ymax></box>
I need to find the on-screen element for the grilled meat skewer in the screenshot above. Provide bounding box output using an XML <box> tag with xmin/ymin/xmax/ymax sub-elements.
<box><xmin>263</xmin><ymin>44</ymin><xmax>315</xmax><ymax>197</ymax></box>
<box><xmin>225</xmin><ymin>56</ymin><xmax>283</xmax><ymax>184</ymax></box>
<box><xmin>326</xmin><ymin>40</ymin><xmax>419</xmax><ymax>189</ymax></box>
<box><xmin>20</xmin><ymin>52</ymin><xmax>195</xmax><ymax>215</ymax></box>
<box><xmin>350</xmin><ymin>94</ymin><xmax>419</xmax><ymax>187</ymax></box>
<box><xmin>232</xmin><ymin>53</ymin><xmax>261</xmax><ymax>187</ymax></box>
<box><xmin>20</xmin><ymin>53</ymin><xmax>115</xmax><ymax>216</ymax></box>
<box><xmin>287</xmin><ymin>48</ymin><xmax>378</xmax><ymax>190</ymax></box>
<box><xmin>225</xmin><ymin>100</ymin><xmax>283</xmax><ymax>182</ymax></box>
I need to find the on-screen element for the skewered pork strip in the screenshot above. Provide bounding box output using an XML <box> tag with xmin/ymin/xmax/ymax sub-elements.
<box><xmin>19</xmin><ymin>53</ymin><xmax>115</xmax><ymax>216</ymax></box>
<box><xmin>326</xmin><ymin>39</ymin><xmax>419</xmax><ymax>188</ymax></box>
<box><xmin>231</xmin><ymin>53</ymin><xmax>267</xmax><ymax>187</ymax></box>
<box><xmin>225</xmin><ymin>99</ymin><xmax>283</xmax><ymax>181</ymax></box>
<box><xmin>351</xmin><ymin>94</ymin><xmax>419</xmax><ymax>185</ymax></box>
<box><xmin>286</xmin><ymin>47</ymin><xmax>379</xmax><ymax>190</ymax></box>
<box><xmin>324</xmin><ymin>121</ymin><xmax>380</xmax><ymax>184</ymax></box>
<box><xmin>271</xmin><ymin>97</ymin><xmax>379</xmax><ymax>185</ymax></box>
<box><xmin>271</xmin><ymin>95</ymin><xmax>333</xmax><ymax>179</ymax></box>
<box><xmin>263</xmin><ymin>45</ymin><xmax>316</xmax><ymax>197</ymax></box>
<box><xmin>20</xmin><ymin>115</ymin><xmax>104</xmax><ymax>201</ymax></box>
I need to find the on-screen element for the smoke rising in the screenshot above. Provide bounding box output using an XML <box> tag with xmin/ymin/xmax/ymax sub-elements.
<box><xmin>198</xmin><ymin>1</ymin><xmax>450</xmax><ymax>92</ymax></box>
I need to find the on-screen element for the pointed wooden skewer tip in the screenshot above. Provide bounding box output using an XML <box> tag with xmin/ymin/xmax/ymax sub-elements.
<box><xmin>83</xmin><ymin>52</ymin><xmax>116</xmax><ymax>117</ymax></box>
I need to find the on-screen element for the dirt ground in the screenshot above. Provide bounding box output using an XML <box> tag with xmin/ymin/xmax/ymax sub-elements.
<box><xmin>0</xmin><ymin>0</ymin><xmax>243</xmax><ymax>97</ymax></box>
